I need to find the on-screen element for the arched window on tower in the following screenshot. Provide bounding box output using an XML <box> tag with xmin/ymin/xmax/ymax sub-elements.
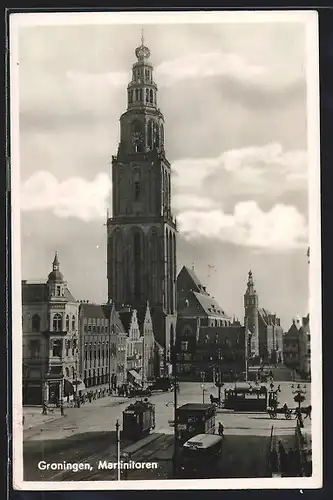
<box><xmin>135</xmin><ymin>89</ymin><xmax>139</xmax><ymax>101</ymax></box>
<box><xmin>150</xmin><ymin>229</ymin><xmax>159</xmax><ymax>303</ymax></box>
<box><xmin>65</xmin><ymin>315</ymin><xmax>70</xmax><ymax>331</ymax></box>
<box><xmin>149</xmin><ymin>89</ymin><xmax>153</xmax><ymax>103</ymax></box>
<box><xmin>133</xmin><ymin>230</ymin><xmax>142</xmax><ymax>301</ymax></box>
<box><xmin>139</xmin><ymin>89</ymin><xmax>143</xmax><ymax>101</ymax></box>
<box><xmin>114</xmin><ymin>230</ymin><xmax>124</xmax><ymax>304</ymax></box>
<box><xmin>53</xmin><ymin>313</ymin><xmax>62</xmax><ymax>332</ymax></box>
<box><xmin>146</xmin><ymin>88</ymin><xmax>149</xmax><ymax>103</ymax></box>
<box><xmin>147</xmin><ymin>120</ymin><xmax>153</xmax><ymax>150</ymax></box>
<box><xmin>160</xmin><ymin>123</ymin><xmax>164</xmax><ymax>147</ymax></box>
<box><xmin>72</xmin><ymin>315</ymin><xmax>76</xmax><ymax>331</ymax></box>
<box><xmin>32</xmin><ymin>314</ymin><xmax>41</xmax><ymax>333</ymax></box>
<box><xmin>154</xmin><ymin>123</ymin><xmax>160</xmax><ymax>148</ymax></box>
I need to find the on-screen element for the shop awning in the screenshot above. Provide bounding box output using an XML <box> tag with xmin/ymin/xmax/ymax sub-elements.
<box><xmin>128</xmin><ymin>370</ymin><xmax>141</xmax><ymax>380</ymax></box>
<box><xmin>64</xmin><ymin>378</ymin><xmax>86</xmax><ymax>395</ymax></box>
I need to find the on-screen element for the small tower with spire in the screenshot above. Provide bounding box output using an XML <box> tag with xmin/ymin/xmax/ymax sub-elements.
<box><xmin>244</xmin><ymin>270</ymin><xmax>259</xmax><ymax>358</ymax></box>
<box><xmin>47</xmin><ymin>251</ymin><xmax>66</xmax><ymax>300</ymax></box>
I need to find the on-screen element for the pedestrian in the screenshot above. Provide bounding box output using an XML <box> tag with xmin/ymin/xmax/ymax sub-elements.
<box><xmin>218</xmin><ymin>422</ymin><xmax>224</xmax><ymax>437</ymax></box>
<box><xmin>60</xmin><ymin>403</ymin><xmax>65</xmax><ymax>416</ymax></box>
<box><xmin>42</xmin><ymin>401</ymin><xmax>48</xmax><ymax>415</ymax></box>
<box><xmin>304</xmin><ymin>405</ymin><xmax>312</xmax><ymax>420</ymax></box>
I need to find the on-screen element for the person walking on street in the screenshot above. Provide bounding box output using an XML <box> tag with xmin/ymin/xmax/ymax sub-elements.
<box><xmin>218</xmin><ymin>422</ymin><xmax>224</xmax><ymax>437</ymax></box>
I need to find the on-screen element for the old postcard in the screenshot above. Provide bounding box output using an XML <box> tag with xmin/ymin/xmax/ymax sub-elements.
<box><xmin>10</xmin><ymin>10</ymin><xmax>322</xmax><ymax>490</ymax></box>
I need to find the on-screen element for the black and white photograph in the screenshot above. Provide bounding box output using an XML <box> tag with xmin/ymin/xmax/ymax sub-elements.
<box><xmin>10</xmin><ymin>10</ymin><xmax>322</xmax><ymax>490</ymax></box>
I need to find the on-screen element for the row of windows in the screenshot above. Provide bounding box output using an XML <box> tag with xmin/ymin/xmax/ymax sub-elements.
<box><xmin>84</xmin><ymin>325</ymin><xmax>108</xmax><ymax>334</ymax></box>
<box><xmin>83</xmin><ymin>317</ymin><xmax>109</xmax><ymax>327</ymax></box>
<box><xmin>26</xmin><ymin>313</ymin><xmax>76</xmax><ymax>333</ymax></box>
<box><xmin>132</xmin><ymin>67</ymin><xmax>153</xmax><ymax>84</ymax></box>
<box><xmin>128</xmin><ymin>88</ymin><xmax>155</xmax><ymax>105</ymax></box>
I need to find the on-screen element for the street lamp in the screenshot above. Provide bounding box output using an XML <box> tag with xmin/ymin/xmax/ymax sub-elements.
<box><xmin>201</xmin><ymin>383</ymin><xmax>206</xmax><ymax>404</ymax></box>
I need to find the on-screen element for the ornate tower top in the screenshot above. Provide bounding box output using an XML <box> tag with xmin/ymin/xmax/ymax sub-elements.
<box><xmin>135</xmin><ymin>29</ymin><xmax>151</xmax><ymax>61</ymax></box>
<box><xmin>53</xmin><ymin>251</ymin><xmax>59</xmax><ymax>271</ymax></box>
<box><xmin>245</xmin><ymin>269</ymin><xmax>257</xmax><ymax>296</ymax></box>
<box><xmin>48</xmin><ymin>251</ymin><xmax>64</xmax><ymax>282</ymax></box>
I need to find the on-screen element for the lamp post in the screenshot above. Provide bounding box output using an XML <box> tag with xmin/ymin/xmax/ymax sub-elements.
<box><xmin>201</xmin><ymin>383</ymin><xmax>206</xmax><ymax>403</ymax></box>
<box><xmin>115</xmin><ymin>419</ymin><xmax>121</xmax><ymax>481</ymax></box>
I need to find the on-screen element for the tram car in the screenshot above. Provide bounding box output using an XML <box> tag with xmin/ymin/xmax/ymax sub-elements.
<box><xmin>122</xmin><ymin>400</ymin><xmax>156</xmax><ymax>441</ymax></box>
<box><xmin>175</xmin><ymin>403</ymin><xmax>216</xmax><ymax>445</ymax></box>
<box><xmin>223</xmin><ymin>384</ymin><xmax>269</xmax><ymax>412</ymax></box>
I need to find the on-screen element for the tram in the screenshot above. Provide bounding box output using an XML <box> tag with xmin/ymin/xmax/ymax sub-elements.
<box><xmin>175</xmin><ymin>403</ymin><xmax>216</xmax><ymax>445</ymax></box>
<box><xmin>122</xmin><ymin>400</ymin><xmax>156</xmax><ymax>441</ymax></box>
<box><xmin>223</xmin><ymin>384</ymin><xmax>270</xmax><ymax>411</ymax></box>
<box><xmin>178</xmin><ymin>433</ymin><xmax>223</xmax><ymax>478</ymax></box>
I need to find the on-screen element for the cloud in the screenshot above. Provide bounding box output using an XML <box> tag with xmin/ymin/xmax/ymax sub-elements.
<box><xmin>155</xmin><ymin>51</ymin><xmax>265</xmax><ymax>86</ymax></box>
<box><xmin>20</xmin><ymin>171</ymin><xmax>111</xmax><ymax>222</ymax></box>
<box><xmin>178</xmin><ymin>201</ymin><xmax>308</xmax><ymax>250</ymax></box>
<box><xmin>172</xmin><ymin>142</ymin><xmax>307</xmax><ymax>201</ymax></box>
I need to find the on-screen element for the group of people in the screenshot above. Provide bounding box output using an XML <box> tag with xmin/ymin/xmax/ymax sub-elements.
<box><xmin>41</xmin><ymin>384</ymin><xmax>136</xmax><ymax>416</ymax></box>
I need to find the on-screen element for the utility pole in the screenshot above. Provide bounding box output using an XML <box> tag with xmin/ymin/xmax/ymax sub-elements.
<box><xmin>116</xmin><ymin>419</ymin><xmax>121</xmax><ymax>481</ymax></box>
<box><xmin>217</xmin><ymin>348</ymin><xmax>222</xmax><ymax>406</ymax></box>
<box><xmin>201</xmin><ymin>371</ymin><xmax>206</xmax><ymax>403</ymax></box>
<box><xmin>171</xmin><ymin>330</ymin><xmax>178</xmax><ymax>478</ymax></box>
<box><xmin>109</xmin><ymin>311</ymin><xmax>112</xmax><ymax>393</ymax></box>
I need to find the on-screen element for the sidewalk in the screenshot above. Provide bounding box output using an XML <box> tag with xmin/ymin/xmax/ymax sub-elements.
<box><xmin>23</xmin><ymin>393</ymin><xmax>129</xmax><ymax>432</ymax></box>
<box><xmin>23</xmin><ymin>407</ymin><xmax>64</xmax><ymax>430</ymax></box>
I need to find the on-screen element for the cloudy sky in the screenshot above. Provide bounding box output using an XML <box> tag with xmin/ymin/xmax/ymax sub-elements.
<box><xmin>14</xmin><ymin>14</ymin><xmax>313</xmax><ymax>329</ymax></box>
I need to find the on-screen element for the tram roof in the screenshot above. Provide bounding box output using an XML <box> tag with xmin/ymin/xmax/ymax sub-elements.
<box><xmin>183</xmin><ymin>434</ymin><xmax>222</xmax><ymax>448</ymax></box>
<box><xmin>177</xmin><ymin>403</ymin><xmax>214</xmax><ymax>412</ymax></box>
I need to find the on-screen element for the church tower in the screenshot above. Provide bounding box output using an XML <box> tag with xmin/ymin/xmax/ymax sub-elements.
<box><xmin>107</xmin><ymin>34</ymin><xmax>177</xmax><ymax>366</ymax></box>
<box><xmin>244</xmin><ymin>270</ymin><xmax>259</xmax><ymax>358</ymax></box>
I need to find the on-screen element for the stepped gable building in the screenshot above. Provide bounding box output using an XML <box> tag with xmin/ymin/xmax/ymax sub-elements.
<box><xmin>22</xmin><ymin>253</ymin><xmax>80</xmax><ymax>405</ymax></box>
<box><xmin>244</xmin><ymin>270</ymin><xmax>284</xmax><ymax>365</ymax></box>
<box><xmin>118</xmin><ymin>302</ymin><xmax>156</xmax><ymax>385</ymax></box>
<box><xmin>107</xmin><ymin>34</ymin><xmax>177</xmax><ymax>373</ymax></box>
<box><xmin>283</xmin><ymin>314</ymin><xmax>310</xmax><ymax>379</ymax></box>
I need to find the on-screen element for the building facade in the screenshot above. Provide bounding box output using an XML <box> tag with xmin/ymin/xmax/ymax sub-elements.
<box><xmin>283</xmin><ymin>315</ymin><xmax>311</xmax><ymax>379</ymax></box>
<box><xmin>22</xmin><ymin>253</ymin><xmax>80</xmax><ymax>405</ymax></box>
<box><xmin>78</xmin><ymin>301</ymin><xmax>127</xmax><ymax>389</ymax></box>
<box><xmin>299</xmin><ymin>314</ymin><xmax>311</xmax><ymax>379</ymax></box>
<box><xmin>175</xmin><ymin>266</ymin><xmax>242</xmax><ymax>380</ymax></box>
<box><xmin>283</xmin><ymin>317</ymin><xmax>303</xmax><ymax>369</ymax></box>
<box><xmin>106</xmin><ymin>36</ymin><xmax>177</xmax><ymax>371</ymax></box>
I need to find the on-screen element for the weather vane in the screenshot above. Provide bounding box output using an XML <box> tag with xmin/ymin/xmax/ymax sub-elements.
<box><xmin>141</xmin><ymin>28</ymin><xmax>144</xmax><ymax>46</ymax></box>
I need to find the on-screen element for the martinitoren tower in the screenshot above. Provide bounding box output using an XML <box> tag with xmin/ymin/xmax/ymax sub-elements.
<box><xmin>107</xmin><ymin>35</ymin><xmax>177</xmax><ymax>363</ymax></box>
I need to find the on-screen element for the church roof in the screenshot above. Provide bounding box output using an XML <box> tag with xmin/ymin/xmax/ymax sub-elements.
<box><xmin>193</xmin><ymin>292</ymin><xmax>229</xmax><ymax>318</ymax></box>
<box><xmin>177</xmin><ymin>265</ymin><xmax>209</xmax><ymax>295</ymax></box>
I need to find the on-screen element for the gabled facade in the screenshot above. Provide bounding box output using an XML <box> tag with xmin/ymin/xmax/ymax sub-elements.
<box><xmin>283</xmin><ymin>315</ymin><xmax>310</xmax><ymax>379</ymax></box>
<box><xmin>22</xmin><ymin>253</ymin><xmax>80</xmax><ymax>405</ymax></box>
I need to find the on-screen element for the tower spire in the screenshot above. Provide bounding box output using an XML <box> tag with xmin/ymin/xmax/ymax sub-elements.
<box><xmin>53</xmin><ymin>251</ymin><xmax>59</xmax><ymax>271</ymax></box>
<box><xmin>141</xmin><ymin>28</ymin><xmax>144</xmax><ymax>46</ymax></box>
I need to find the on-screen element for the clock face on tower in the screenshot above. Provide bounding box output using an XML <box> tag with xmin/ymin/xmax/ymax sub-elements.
<box><xmin>132</xmin><ymin>132</ymin><xmax>144</xmax><ymax>146</ymax></box>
